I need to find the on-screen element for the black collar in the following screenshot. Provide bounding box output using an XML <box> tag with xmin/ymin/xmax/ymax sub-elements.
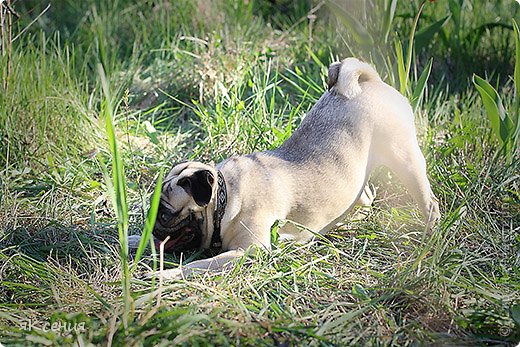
<box><xmin>210</xmin><ymin>170</ymin><xmax>227</xmax><ymax>248</ymax></box>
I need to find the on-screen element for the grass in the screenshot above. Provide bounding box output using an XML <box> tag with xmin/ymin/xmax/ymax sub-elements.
<box><xmin>0</xmin><ymin>0</ymin><xmax>519</xmax><ymax>345</ymax></box>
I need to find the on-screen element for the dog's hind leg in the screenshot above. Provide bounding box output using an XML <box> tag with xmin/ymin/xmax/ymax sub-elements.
<box><xmin>382</xmin><ymin>141</ymin><xmax>440</xmax><ymax>225</ymax></box>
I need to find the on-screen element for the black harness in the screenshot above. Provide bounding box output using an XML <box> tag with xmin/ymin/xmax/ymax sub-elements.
<box><xmin>210</xmin><ymin>170</ymin><xmax>227</xmax><ymax>248</ymax></box>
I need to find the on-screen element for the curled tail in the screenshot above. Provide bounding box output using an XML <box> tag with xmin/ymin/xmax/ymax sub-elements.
<box><xmin>328</xmin><ymin>58</ymin><xmax>381</xmax><ymax>99</ymax></box>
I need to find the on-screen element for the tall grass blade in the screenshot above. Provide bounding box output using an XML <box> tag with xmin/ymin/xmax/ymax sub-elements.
<box><xmin>404</xmin><ymin>0</ymin><xmax>427</xmax><ymax>97</ymax></box>
<box><xmin>98</xmin><ymin>63</ymin><xmax>132</xmax><ymax>330</ymax></box>
<box><xmin>473</xmin><ymin>74</ymin><xmax>513</xmax><ymax>149</ymax></box>
<box><xmin>513</xmin><ymin>19</ymin><xmax>520</xmax><ymax>124</ymax></box>
<box><xmin>382</xmin><ymin>0</ymin><xmax>398</xmax><ymax>43</ymax></box>
<box><xmin>395</xmin><ymin>1</ymin><xmax>427</xmax><ymax>97</ymax></box>
<box><xmin>131</xmin><ymin>169</ymin><xmax>163</xmax><ymax>273</ymax></box>
<box><xmin>411</xmin><ymin>58</ymin><xmax>433</xmax><ymax>112</ymax></box>
<box><xmin>395</xmin><ymin>39</ymin><xmax>407</xmax><ymax>95</ymax></box>
<box><xmin>306</xmin><ymin>46</ymin><xmax>326</xmax><ymax>69</ymax></box>
<box><xmin>326</xmin><ymin>0</ymin><xmax>374</xmax><ymax>46</ymax></box>
<box><xmin>448</xmin><ymin>0</ymin><xmax>462</xmax><ymax>35</ymax></box>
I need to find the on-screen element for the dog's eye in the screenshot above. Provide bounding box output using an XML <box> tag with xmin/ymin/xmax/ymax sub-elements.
<box><xmin>157</xmin><ymin>204</ymin><xmax>182</xmax><ymax>223</ymax></box>
<box><xmin>158</xmin><ymin>209</ymin><xmax>174</xmax><ymax>224</ymax></box>
<box><xmin>159</xmin><ymin>213</ymin><xmax>167</xmax><ymax>223</ymax></box>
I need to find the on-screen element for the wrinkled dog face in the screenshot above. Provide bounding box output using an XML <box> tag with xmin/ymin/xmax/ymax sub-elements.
<box><xmin>153</xmin><ymin>162</ymin><xmax>216</xmax><ymax>251</ymax></box>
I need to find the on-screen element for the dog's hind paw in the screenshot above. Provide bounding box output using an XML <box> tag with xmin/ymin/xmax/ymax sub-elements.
<box><xmin>426</xmin><ymin>197</ymin><xmax>441</xmax><ymax>227</ymax></box>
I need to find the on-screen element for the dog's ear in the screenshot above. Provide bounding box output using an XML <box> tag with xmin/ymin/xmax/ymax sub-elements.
<box><xmin>327</xmin><ymin>62</ymin><xmax>342</xmax><ymax>90</ymax></box>
<box><xmin>177</xmin><ymin>170</ymin><xmax>215</xmax><ymax>206</ymax></box>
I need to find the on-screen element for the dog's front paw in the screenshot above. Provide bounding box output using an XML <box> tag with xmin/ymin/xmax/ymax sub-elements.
<box><xmin>143</xmin><ymin>268</ymin><xmax>185</xmax><ymax>281</ymax></box>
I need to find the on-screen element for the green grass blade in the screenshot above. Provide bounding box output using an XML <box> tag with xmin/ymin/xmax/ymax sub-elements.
<box><xmin>283</xmin><ymin>68</ymin><xmax>322</xmax><ymax>98</ymax></box>
<box><xmin>468</xmin><ymin>22</ymin><xmax>513</xmax><ymax>47</ymax></box>
<box><xmin>306</xmin><ymin>46</ymin><xmax>326</xmax><ymax>69</ymax></box>
<box><xmin>411</xmin><ymin>58</ymin><xmax>433</xmax><ymax>112</ymax></box>
<box><xmin>473</xmin><ymin>74</ymin><xmax>512</xmax><ymax>146</ymax></box>
<box><xmin>98</xmin><ymin>63</ymin><xmax>132</xmax><ymax>329</ymax></box>
<box><xmin>105</xmin><ymin>116</ymin><xmax>129</xmax><ymax>236</ymax></box>
<box><xmin>131</xmin><ymin>169</ymin><xmax>164</xmax><ymax>273</ymax></box>
<box><xmin>514</xmin><ymin>19</ymin><xmax>520</xmax><ymax>101</ymax></box>
<box><xmin>513</xmin><ymin>19</ymin><xmax>520</xmax><ymax>134</ymax></box>
<box><xmin>316</xmin><ymin>294</ymin><xmax>390</xmax><ymax>335</ymax></box>
<box><xmin>415</xmin><ymin>15</ymin><xmax>451</xmax><ymax>53</ymax></box>
<box><xmin>382</xmin><ymin>0</ymin><xmax>398</xmax><ymax>43</ymax></box>
<box><xmin>448</xmin><ymin>0</ymin><xmax>462</xmax><ymax>35</ymax></box>
<box><xmin>326</xmin><ymin>0</ymin><xmax>374</xmax><ymax>46</ymax></box>
<box><xmin>404</xmin><ymin>1</ymin><xmax>426</xmax><ymax>98</ymax></box>
<box><xmin>395</xmin><ymin>39</ymin><xmax>407</xmax><ymax>95</ymax></box>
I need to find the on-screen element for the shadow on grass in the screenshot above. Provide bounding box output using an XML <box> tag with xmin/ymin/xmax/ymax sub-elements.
<box><xmin>2</xmin><ymin>221</ymin><xmax>117</xmax><ymax>262</ymax></box>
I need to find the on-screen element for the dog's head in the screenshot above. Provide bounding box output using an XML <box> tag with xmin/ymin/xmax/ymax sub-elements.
<box><xmin>153</xmin><ymin>161</ymin><xmax>218</xmax><ymax>251</ymax></box>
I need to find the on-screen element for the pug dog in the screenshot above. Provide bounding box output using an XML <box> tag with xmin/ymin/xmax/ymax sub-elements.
<box><xmin>129</xmin><ymin>58</ymin><xmax>440</xmax><ymax>279</ymax></box>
